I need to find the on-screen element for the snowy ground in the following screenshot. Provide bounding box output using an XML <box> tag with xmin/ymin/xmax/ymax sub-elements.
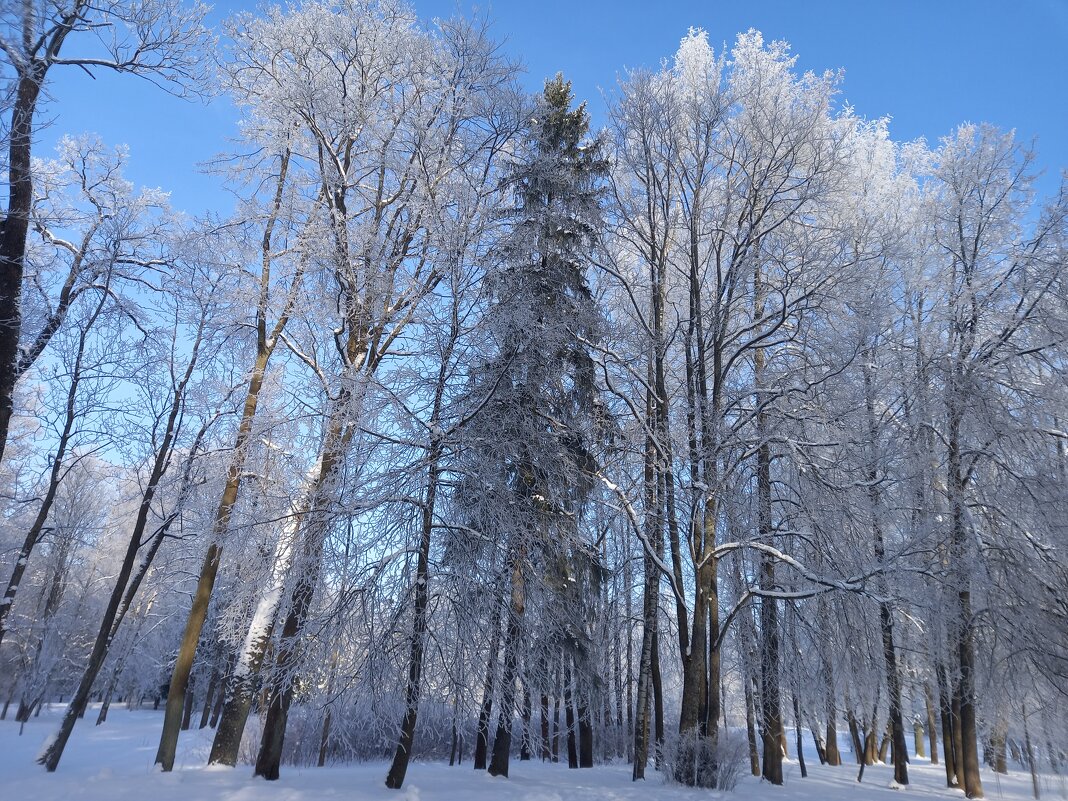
<box><xmin>1</xmin><ymin>706</ymin><xmax>1062</xmax><ymax>801</ymax></box>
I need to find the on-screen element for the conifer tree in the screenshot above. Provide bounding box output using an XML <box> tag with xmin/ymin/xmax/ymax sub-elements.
<box><xmin>458</xmin><ymin>74</ymin><xmax>609</xmax><ymax>779</ymax></box>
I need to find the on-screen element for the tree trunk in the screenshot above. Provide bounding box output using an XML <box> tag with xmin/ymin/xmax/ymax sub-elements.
<box><xmin>957</xmin><ymin>608</ymin><xmax>984</xmax><ymax>798</ymax></box>
<box><xmin>936</xmin><ymin>661</ymin><xmax>957</xmax><ymax>785</ymax></box>
<box><xmin>949</xmin><ymin>398</ymin><xmax>983</xmax><ymax>799</ymax></box>
<box><xmin>846</xmin><ymin>708</ymin><xmax>864</xmax><ymax>765</ymax></box>
<box><xmin>180</xmin><ymin>675</ymin><xmax>195</xmax><ymax>731</ymax></box>
<box><xmin>745</xmin><ymin>676</ymin><xmax>760</xmax><ymax>776</ymax></box>
<box><xmin>540</xmin><ymin>694</ymin><xmax>551</xmax><ymax>760</ymax></box>
<box><xmin>650</xmin><ymin>627</ymin><xmax>664</xmax><ymax>769</ymax></box>
<box><xmin>0</xmin><ymin>278</ymin><xmax>108</xmax><ymax>648</ymax></box>
<box><xmin>990</xmin><ymin>717</ymin><xmax>1007</xmax><ymax>774</ymax></box>
<box><xmin>519</xmin><ymin>687</ymin><xmax>532</xmax><ymax>761</ymax></box>
<box><xmin>952</xmin><ymin>684</ymin><xmax>966</xmax><ymax>788</ymax></box>
<box><xmin>156</xmin><ymin>148</ymin><xmax>292</xmax><ymax>771</ymax></box>
<box><xmin>473</xmin><ymin>596</ymin><xmax>503</xmax><ymax>771</ymax></box>
<box><xmin>385</xmin><ymin>434</ymin><xmax>443</xmax><ymax>789</ymax></box>
<box><xmin>317</xmin><ymin>709</ymin><xmax>332</xmax><ymax>767</ymax></box>
<box><xmin>759</xmin><ymin>588</ymin><xmax>783</xmax><ymax>784</ymax></box>
<box><xmin>487</xmin><ymin>554</ymin><xmax>525</xmax><ymax>778</ymax></box>
<box><xmin>756</xmin><ymin>361</ymin><xmax>782</xmax><ymax>785</ymax></box>
<box><xmin>1024</xmin><ymin>714</ymin><xmax>1040</xmax><ymax>800</ymax></box>
<box><xmin>793</xmin><ymin>694</ymin><xmax>807</xmax><ymax>779</ymax></box>
<box><xmin>209</xmin><ymin>582</ymin><xmax>283</xmax><ymax>765</ymax></box>
<box><xmin>199</xmin><ymin>658</ymin><xmax>221</xmax><ymax>730</ymax></box>
<box><xmin>0</xmin><ymin>66</ymin><xmax>45</xmax><ymax>467</ymax></box>
<box><xmin>552</xmin><ymin>689</ymin><xmax>561</xmax><ymax>763</ymax></box>
<box><xmin>925</xmin><ymin>684</ymin><xmax>939</xmax><ymax>764</ymax></box>
<box><xmin>631</xmin><ymin>546</ymin><xmax>657</xmax><ymax>780</ymax></box>
<box><xmin>38</xmin><ymin>348</ymin><xmax>196</xmax><ymax>772</ymax></box>
<box><xmin>565</xmin><ymin>667</ymin><xmax>578</xmax><ymax>770</ymax></box>
<box><xmin>823</xmin><ymin>638</ymin><xmax>841</xmax><ymax>766</ymax></box>
<box><xmin>253</xmin><ymin>527</ymin><xmax>332</xmax><ymax>781</ymax></box>
<box><xmin>808</xmin><ymin>714</ymin><xmax>827</xmax><ymax>764</ymax></box>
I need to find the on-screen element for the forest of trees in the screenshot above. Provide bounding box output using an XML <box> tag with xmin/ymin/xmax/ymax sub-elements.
<box><xmin>0</xmin><ymin>2</ymin><xmax>1065</xmax><ymax>799</ymax></box>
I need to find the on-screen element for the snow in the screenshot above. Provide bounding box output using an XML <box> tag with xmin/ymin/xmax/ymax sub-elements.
<box><xmin>2</xmin><ymin>706</ymin><xmax>1061</xmax><ymax>801</ymax></box>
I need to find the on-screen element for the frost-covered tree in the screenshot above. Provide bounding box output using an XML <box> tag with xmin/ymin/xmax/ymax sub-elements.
<box><xmin>453</xmin><ymin>74</ymin><xmax>609</xmax><ymax>780</ymax></box>
<box><xmin>0</xmin><ymin>0</ymin><xmax>211</xmax><ymax>465</ymax></box>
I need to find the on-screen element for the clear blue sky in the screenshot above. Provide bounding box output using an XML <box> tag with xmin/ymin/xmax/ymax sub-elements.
<box><xmin>40</xmin><ymin>0</ymin><xmax>1068</xmax><ymax>215</ymax></box>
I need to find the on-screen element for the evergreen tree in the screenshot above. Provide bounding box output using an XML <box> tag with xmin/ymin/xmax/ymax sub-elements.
<box><xmin>458</xmin><ymin>74</ymin><xmax>609</xmax><ymax>779</ymax></box>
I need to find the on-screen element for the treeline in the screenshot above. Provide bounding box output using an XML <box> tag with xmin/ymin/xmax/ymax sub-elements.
<box><xmin>0</xmin><ymin>2</ymin><xmax>1065</xmax><ymax>799</ymax></box>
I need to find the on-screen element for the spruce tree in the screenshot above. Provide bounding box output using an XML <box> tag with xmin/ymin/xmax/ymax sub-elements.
<box><xmin>459</xmin><ymin>74</ymin><xmax>609</xmax><ymax>779</ymax></box>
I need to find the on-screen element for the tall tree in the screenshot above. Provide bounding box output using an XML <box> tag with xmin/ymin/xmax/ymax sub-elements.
<box><xmin>457</xmin><ymin>74</ymin><xmax>608</xmax><ymax>780</ymax></box>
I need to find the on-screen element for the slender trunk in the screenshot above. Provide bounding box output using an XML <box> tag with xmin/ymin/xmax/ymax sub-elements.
<box><xmin>631</xmin><ymin>548</ymin><xmax>657</xmax><ymax>780</ymax></box>
<box><xmin>552</xmin><ymin>686</ymin><xmax>561</xmax><ymax>763</ymax></box>
<box><xmin>385</xmin><ymin>433</ymin><xmax>443</xmax><ymax>788</ymax></box>
<box><xmin>488</xmin><ymin>553</ymin><xmax>525</xmax><ymax>778</ymax></box>
<box><xmin>758</xmin><ymin>576</ymin><xmax>782</xmax><ymax>784</ymax></box>
<box><xmin>925</xmin><ymin>683</ymin><xmax>939</xmax><ymax>764</ymax></box>
<box><xmin>823</xmin><ymin>631</ymin><xmax>841</xmax><ymax>766</ymax></box>
<box><xmin>39</xmin><ymin>341</ymin><xmax>198</xmax><ymax>772</ymax></box>
<box><xmin>826</xmin><ymin>718</ymin><xmax>841</xmax><ymax>766</ymax></box>
<box><xmin>613</xmin><ymin>586</ymin><xmax>624</xmax><ymax>761</ymax></box>
<box><xmin>990</xmin><ymin>716</ymin><xmax>1007</xmax><ymax>774</ymax></box>
<box><xmin>1024</xmin><ymin>714</ymin><xmax>1040</xmax><ymax>800</ymax></box>
<box><xmin>936</xmin><ymin>661</ymin><xmax>957</xmax><ymax>785</ymax></box>
<box><xmin>253</xmin><ymin>504</ymin><xmax>336</xmax><ymax>782</ymax></box>
<box><xmin>209</xmin><ymin>684</ymin><xmax>224</xmax><ymax>729</ymax></box>
<box><xmin>199</xmin><ymin>656</ymin><xmax>222</xmax><ymax>730</ymax></box>
<box><xmin>865</xmin><ymin>718</ymin><xmax>878</xmax><ymax>765</ymax></box>
<box><xmin>864</xmin><ymin>351</ymin><xmax>908</xmax><ymax>786</ymax></box>
<box><xmin>846</xmin><ymin>707</ymin><xmax>864</xmax><ymax>765</ymax></box>
<box><xmin>208</xmin><ymin>513</ymin><xmax>297</xmax><ymax>766</ymax></box>
<box><xmin>519</xmin><ymin>686</ymin><xmax>532</xmax><ymax>761</ymax></box>
<box><xmin>953</xmin><ymin>682</ymin><xmax>966</xmax><ymax>788</ymax></box>
<box><xmin>744</xmin><ymin>676</ymin><xmax>760</xmax><ymax>776</ymax></box>
<box><xmin>473</xmin><ymin>591</ymin><xmax>504</xmax><ymax>771</ymax></box>
<box><xmin>624</xmin><ymin>544</ymin><xmax>633</xmax><ymax>765</ymax></box>
<box><xmin>879</xmin><ymin>718</ymin><xmax>892</xmax><ymax>763</ymax></box>
<box><xmin>957</xmin><ymin>602</ymin><xmax>984</xmax><ymax>798</ymax></box>
<box><xmin>793</xmin><ymin>694</ymin><xmax>807</xmax><ymax>778</ymax></box>
<box><xmin>651</xmin><ymin>627</ymin><xmax>664</xmax><ymax>769</ymax></box>
<box><xmin>209</xmin><ymin>637</ymin><xmax>274</xmax><ymax>766</ymax></box>
<box><xmin>949</xmin><ymin>391</ymin><xmax>983</xmax><ymax>798</ymax></box>
<box><xmin>317</xmin><ymin>709</ymin><xmax>332</xmax><ymax>767</ymax></box>
<box><xmin>0</xmin><ymin>274</ymin><xmax>109</xmax><ymax>647</ymax></box>
<box><xmin>180</xmin><ymin>675</ymin><xmax>195</xmax><ymax>731</ymax></box>
<box><xmin>252</xmin><ymin>384</ymin><xmax>364</xmax><ymax>781</ymax></box>
<box><xmin>540</xmin><ymin>694</ymin><xmax>550</xmax><ymax>760</ymax></box>
<box><xmin>755</xmin><ymin>333</ymin><xmax>782</xmax><ymax>785</ymax></box>
<box><xmin>565</xmin><ymin>664</ymin><xmax>578</xmax><ymax>770</ymax></box>
<box><xmin>808</xmin><ymin>713</ymin><xmax>827</xmax><ymax>764</ymax></box>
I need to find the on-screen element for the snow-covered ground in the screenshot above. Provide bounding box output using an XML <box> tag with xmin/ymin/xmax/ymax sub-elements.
<box><xmin>1</xmin><ymin>706</ymin><xmax>1061</xmax><ymax>801</ymax></box>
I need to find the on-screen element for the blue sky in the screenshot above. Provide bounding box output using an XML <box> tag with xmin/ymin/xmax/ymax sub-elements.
<box><xmin>41</xmin><ymin>0</ymin><xmax>1068</xmax><ymax>214</ymax></box>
